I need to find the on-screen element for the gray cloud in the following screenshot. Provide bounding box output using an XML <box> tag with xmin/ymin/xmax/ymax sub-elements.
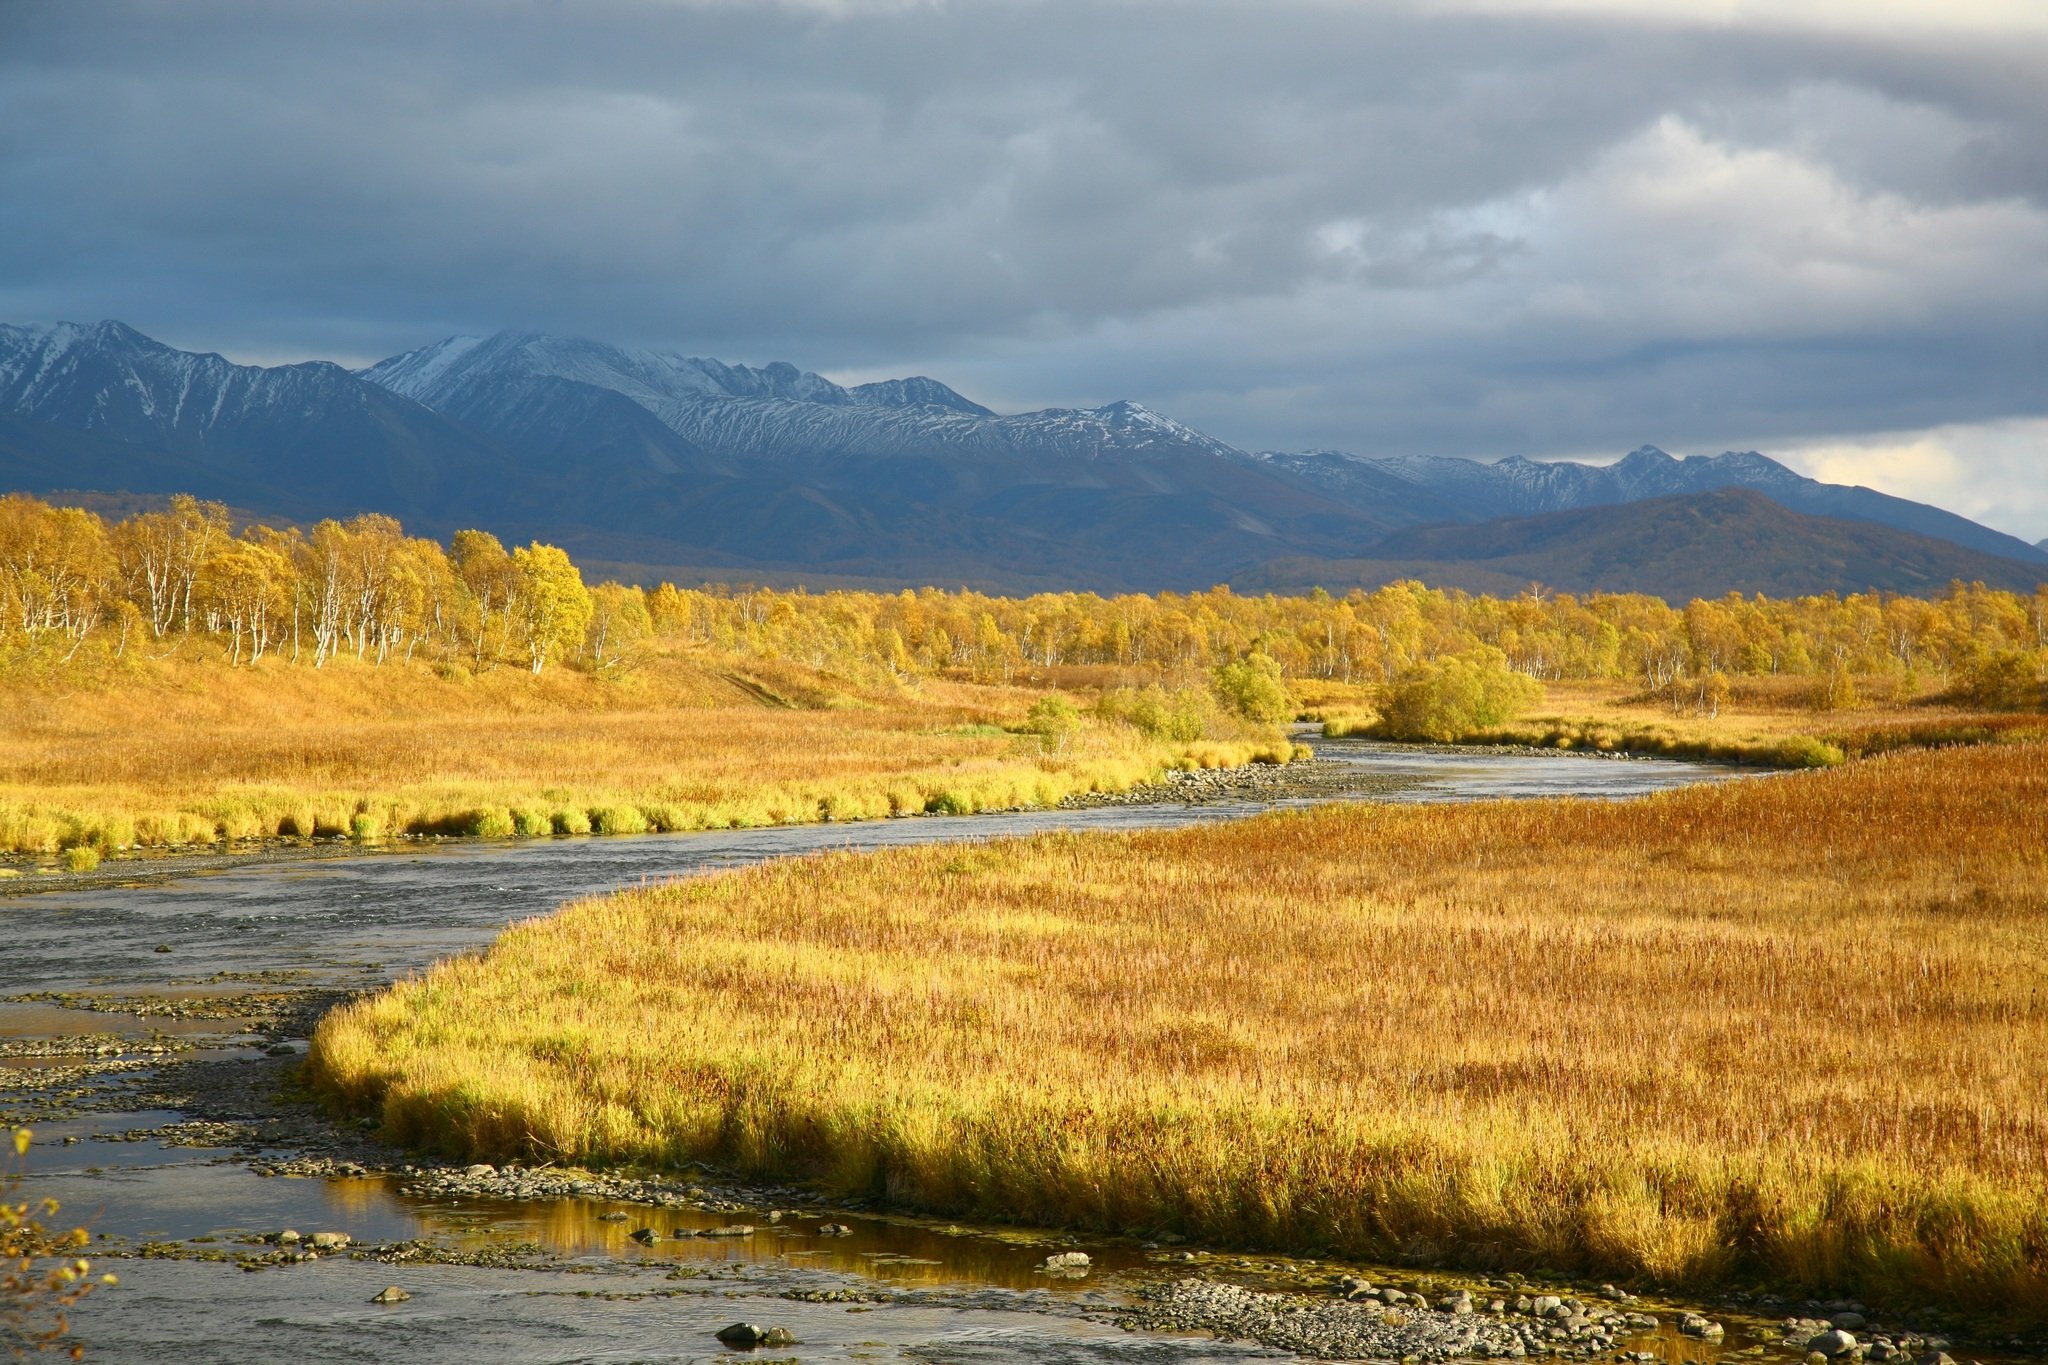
<box><xmin>1</xmin><ymin>0</ymin><xmax>2044</xmax><ymax>533</ymax></box>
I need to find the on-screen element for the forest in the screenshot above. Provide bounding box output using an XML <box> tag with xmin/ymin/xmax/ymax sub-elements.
<box><xmin>3</xmin><ymin>492</ymin><xmax>2044</xmax><ymax>698</ymax></box>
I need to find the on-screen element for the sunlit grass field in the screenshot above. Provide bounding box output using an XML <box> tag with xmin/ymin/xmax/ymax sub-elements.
<box><xmin>310</xmin><ymin>740</ymin><xmax>2048</xmax><ymax>1323</ymax></box>
<box><xmin>1317</xmin><ymin>674</ymin><xmax>2048</xmax><ymax>765</ymax></box>
<box><xmin>0</xmin><ymin>649</ymin><xmax>1286</xmax><ymax>857</ymax></box>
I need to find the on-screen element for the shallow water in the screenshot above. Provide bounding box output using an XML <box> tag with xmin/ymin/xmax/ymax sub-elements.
<box><xmin>3</xmin><ymin>742</ymin><xmax>1780</xmax><ymax>1363</ymax></box>
<box><xmin>2</xmin><ymin>738</ymin><xmax>1750</xmax><ymax>996</ymax></box>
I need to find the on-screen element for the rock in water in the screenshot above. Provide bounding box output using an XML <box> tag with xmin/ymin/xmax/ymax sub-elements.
<box><xmin>370</xmin><ymin>1286</ymin><xmax>410</xmax><ymax>1304</ymax></box>
<box><xmin>1808</xmin><ymin>1330</ymin><xmax>1859</xmax><ymax>1357</ymax></box>
<box><xmin>1041</xmin><ymin>1250</ymin><xmax>1092</xmax><ymax>1273</ymax></box>
<box><xmin>629</xmin><ymin>1227</ymin><xmax>660</xmax><ymax>1245</ymax></box>
<box><xmin>716</xmin><ymin>1323</ymin><xmax>797</xmax><ymax>1347</ymax></box>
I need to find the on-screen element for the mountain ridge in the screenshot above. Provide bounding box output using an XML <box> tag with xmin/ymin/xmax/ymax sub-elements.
<box><xmin>2</xmin><ymin>319</ymin><xmax>2042</xmax><ymax>593</ymax></box>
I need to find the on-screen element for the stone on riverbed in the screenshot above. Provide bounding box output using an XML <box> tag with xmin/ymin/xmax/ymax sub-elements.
<box><xmin>716</xmin><ymin>1322</ymin><xmax>797</xmax><ymax>1347</ymax></box>
<box><xmin>309</xmin><ymin>1231</ymin><xmax>350</xmax><ymax>1250</ymax></box>
<box><xmin>1808</xmin><ymin>1329</ymin><xmax>1859</xmax><ymax>1357</ymax></box>
<box><xmin>698</xmin><ymin>1224</ymin><xmax>755</xmax><ymax>1238</ymax></box>
<box><xmin>629</xmin><ymin>1227</ymin><xmax>661</xmax><ymax>1245</ymax></box>
<box><xmin>370</xmin><ymin>1286</ymin><xmax>411</xmax><ymax>1304</ymax></box>
<box><xmin>1041</xmin><ymin>1251</ymin><xmax>1091</xmax><ymax>1274</ymax></box>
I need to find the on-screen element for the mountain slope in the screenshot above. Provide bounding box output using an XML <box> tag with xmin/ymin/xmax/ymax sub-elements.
<box><xmin>0</xmin><ymin>320</ymin><xmax>511</xmax><ymax>519</ymax></box>
<box><xmin>1249</xmin><ymin>445</ymin><xmax>2048</xmax><ymax>565</ymax></box>
<box><xmin>1241</xmin><ymin>488</ymin><xmax>2048</xmax><ymax>600</ymax></box>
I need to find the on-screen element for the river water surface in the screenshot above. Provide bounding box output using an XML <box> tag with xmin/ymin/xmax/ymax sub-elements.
<box><xmin>3</xmin><ymin>742</ymin><xmax>1774</xmax><ymax>1364</ymax></box>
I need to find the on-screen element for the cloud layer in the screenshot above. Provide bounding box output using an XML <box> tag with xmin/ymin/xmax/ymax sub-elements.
<box><xmin>2</xmin><ymin>0</ymin><xmax>2043</xmax><ymax>536</ymax></box>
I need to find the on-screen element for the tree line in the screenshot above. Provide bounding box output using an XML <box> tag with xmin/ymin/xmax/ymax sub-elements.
<box><xmin>1</xmin><ymin>492</ymin><xmax>2043</xmax><ymax>695</ymax></box>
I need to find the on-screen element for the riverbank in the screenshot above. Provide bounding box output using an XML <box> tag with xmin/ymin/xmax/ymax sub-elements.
<box><xmin>1319</xmin><ymin>677</ymin><xmax>2048</xmax><ymax>768</ymax></box>
<box><xmin>0</xmin><ymin>647</ymin><xmax>1301</xmax><ymax>864</ymax></box>
<box><xmin>7</xmin><ymin>1004</ymin><xmax>1997</xmax><ymax>1365</ymax></box>
<box><xmin>311</xmin><ymin>740</ymin><xmax>2048</xmax><ymax>1328</ymax></box>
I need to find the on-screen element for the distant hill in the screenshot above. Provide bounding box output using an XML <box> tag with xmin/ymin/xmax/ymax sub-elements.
<box><xmin>1246</xmin><ymin>445</ymin><xmax>2048</xmax><ymax>565</ymax></box>
<box><xmin>1240</xmin><ymin>488</ymin><xmax>2048</xmax><ymax>600</ymax></box>
<box><xmin>3</xmin><ymin>318</ymin><xmax>2041</xmax><ymax>593</ymax></box>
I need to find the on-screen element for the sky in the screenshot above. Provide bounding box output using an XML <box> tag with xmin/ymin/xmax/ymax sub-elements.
<box><xmin>2</xmin><ymin>0</ymin><xmax>2043</xmax><ymax>541</ymax></box>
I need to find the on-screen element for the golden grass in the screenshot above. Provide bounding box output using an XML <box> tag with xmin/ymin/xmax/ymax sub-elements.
<box><xmin>310</xmin><ymin>741</ymin><xmax>2048</xmax><ymax>1322</ymax></box>
<box><xmin>0</xmin><ymin>647</ymin><xmax>1290</xmax><ymax>857</ymax></box>
<box><xmin>1324</xmin><ymin>676</ymin><xmax>2048</xmax><ymax>767</ymax></box>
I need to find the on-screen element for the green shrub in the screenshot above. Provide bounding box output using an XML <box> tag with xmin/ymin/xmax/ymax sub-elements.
<box><xmin>1212</xmin><ymin>652</ymin><xmax>1294</xmax><ymax>726</ymax></box>
<box><xmin>510</xmin><ymin>807</ymin><xmax>554</xmax><ymax>837</ymax></box>
<box><xmin>61</xmin><ymin>845</ymin><xmax>100</xmax><ymax>873</ymax></box>
<box><xmin>1020</xmin><ymin>696</ymin><xmax>1083</xmax><ymax>752</ymax></box>
<box><xmin>349</xmin><ymin>812</ymin><xmax>385</xmax><ymax>841</ymax></box>
<box><xmin>1775</xmin><ymin>736</ymin><xmax>1846</xmax><ymax>768</ymax></box>
<box><xmin>464</xmin><ymin>808</ymin><xmax>517</xmax><ymax>839</ymax></box>
<box><xmin>1098</xmin><ymin>685</ymin><xmax>1207</xmax><ymax>742</ymax></box>
<box><xmin>589</xmin><ymin>805</ymin><xmax>649</xmax><ymax>836</ymax></box>
<box><xmin>552</xmin><ymin>808</ymin><xmax>593</xmax><ymax>836</ymax></box>
<box><xmin>1377</xmin><ymin>648</ymin><xmax>1545</xmax><ymax>742</ymax></box>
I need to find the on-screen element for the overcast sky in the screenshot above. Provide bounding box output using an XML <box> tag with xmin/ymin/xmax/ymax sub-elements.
<box><xmin>3</xmin><ymin>0</ymin><xmax>2043</xmax><ymax>539</ymax></box>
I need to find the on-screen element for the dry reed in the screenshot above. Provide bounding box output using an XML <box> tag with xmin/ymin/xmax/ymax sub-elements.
<box><xmin>0</xmin><ymin>649</ymin><xmax>1289</xmax><ymax>856</ymax></box>
<box><xmin>310</xmin><ymin>741</ymin><xmax>2048</xmax><ymax>1323</ymax></box>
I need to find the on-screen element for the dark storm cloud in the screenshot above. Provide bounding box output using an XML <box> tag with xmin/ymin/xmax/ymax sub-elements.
<box><xmin>1</xmin><ymin>0</ymin><xmax>2043</xmax><ymax>528</ymax></box>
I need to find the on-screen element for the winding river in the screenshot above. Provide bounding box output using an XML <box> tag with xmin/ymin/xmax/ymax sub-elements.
<box><xmin>3</xmin><ymin>741</ymin><xmax>1762</xmax><ymax>1364</ymax></box>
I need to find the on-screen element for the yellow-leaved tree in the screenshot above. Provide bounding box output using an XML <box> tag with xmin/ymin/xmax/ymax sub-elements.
<box><xmin>511</xmin><ymin>542</ymin><xmax>592</xmax><ymax>675</ymax></box>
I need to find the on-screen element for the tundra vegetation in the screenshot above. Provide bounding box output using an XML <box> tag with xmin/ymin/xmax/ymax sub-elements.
<box><xmin>0</xmin><ymin>491</ymin><xmax>2042</xmax><ymax>858</ymax></box>
<box><xmin>310</xmin><ymin>740</ymin><xmax>2048</xmax><ymax>1326</ymax></box>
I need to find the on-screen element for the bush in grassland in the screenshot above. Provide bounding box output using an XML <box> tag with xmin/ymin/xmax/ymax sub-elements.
<box><xmin>1097</xmin><ymin>685</ymin><xmax>1209</xmax><ymax>743</ymax></box>
<box><xmin>1956</xmin><ymin>648</ymin><xmax>2041</xmax><ymax>711</ymax></box>
<box><xmin>1020</xmin><ymin>696</ymin><xmax>1082</xmax><ymax>753</ymax></box>
<box><xmin>1211</xmin><ymin>652</ymin><xmax>1294</xmax><ymax>727</ymax></box>
<box><xmin>1376</xmin><ymin>648</ymin><xmax>1544</xmax><ymax>742</ymax></box>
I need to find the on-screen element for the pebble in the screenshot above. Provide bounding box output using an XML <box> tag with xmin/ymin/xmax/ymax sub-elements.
<box><xmin>1119</xmin><ymin>1278</ymin><xmax>1594</xmax><ymax>1361</ymax></box>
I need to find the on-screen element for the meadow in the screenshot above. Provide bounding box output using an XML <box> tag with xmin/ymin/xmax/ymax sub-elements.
<box><xmin>4</xmin><ymin>492</ymin><xmax>2042</xmax><ymax>860</ymax></box>
<box><xmin>1318</xmin><ymin>672</ymin><xmax>2048</xmax><ymax>766</ymax></box>
<box><xmin>309</xmin><ymin>739</ymin><xmax>2048</xmax><ymax>1325</ymax></box>
<box><xmin>0</xmin><ymin>647</ymin><xmax>1292</xmax><ymax>861</ymax></box>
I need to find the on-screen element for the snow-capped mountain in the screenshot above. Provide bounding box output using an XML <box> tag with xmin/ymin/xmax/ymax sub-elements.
<box><xmin>0</xmin><ymin>320</ymin><xmax>504</xmax><ymax>516</ymax></box>
<box><xmin>366</xmin><ymin>330</ymin><xmax>994</xmax><ymax>416</ymax></box>
<box><xmin>2</xmin><ymin>319</ymin><xmax>2041</xmax><ymax>590</ymax></box>
<box><xmin>360</xmin><ymin>330</ymin><xmax>1240</xmax><ymax>471</ymax></box>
